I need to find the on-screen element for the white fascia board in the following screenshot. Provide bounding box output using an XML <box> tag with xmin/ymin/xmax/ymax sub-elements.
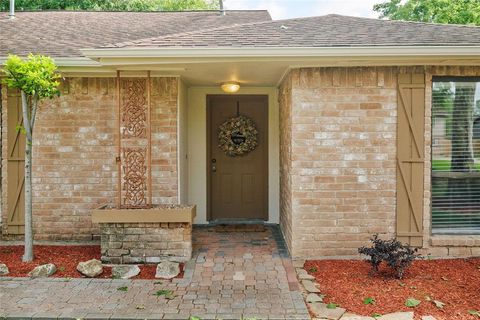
<box><xmin>53</xmin><ymin>57</ymin><xmax>102</xmax><ymax>66</ymax></box>
<box><xmin>0</xmin><ymin>57</ymin><xmax>101</xmax><ymax>67</ymax></box>
<box><xmin>80</xmin><ymin>46</ymin><xmax>480</xmax><ymax>59</ymax></box>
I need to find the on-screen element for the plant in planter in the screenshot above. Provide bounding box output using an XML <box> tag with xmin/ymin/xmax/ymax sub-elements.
<box><xmin>358</xmin><ymin>234</ymin><xmax>422</xmax><ymax>279</ymax></box>
<box><xmin>91</xmin><ymin>73</ymin><xmax>196</xmax><ymax>265</ymax></box>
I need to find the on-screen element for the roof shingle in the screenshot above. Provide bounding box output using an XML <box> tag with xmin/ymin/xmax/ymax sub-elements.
<box><xmin>0</xmin><ymin>10</ymin><xmax>271</xmax><ymax>57</ymax></box>
<box><xmin>108</xmin><ymin>14</ymin><xmax>480</xmax><ymax>49</ymax></box>
<box><xmin>2</xmin><ymin>12</ymin><xmax>479</xmax><ymax>60</ymax></box>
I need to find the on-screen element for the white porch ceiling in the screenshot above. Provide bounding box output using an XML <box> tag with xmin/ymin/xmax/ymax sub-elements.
<box><xmin>57</xmin><ymin>52</ymin><xmax>480</xmax><ymax>87</ymax></box>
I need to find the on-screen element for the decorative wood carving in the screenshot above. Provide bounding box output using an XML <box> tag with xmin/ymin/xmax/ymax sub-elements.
<box><xmin>121</xmin><ymin>79</ymin><xmax>147</xmax><ymax>138</ymax></box>
<box><xmin>117</xmin><ymin>74</ymin><xmax>152</xmax><ymax>209</ymax></box>
<box><xmin>122</xmin><ymin>147</ymin><xmax>148</xmax><ymax>208</ymax></box>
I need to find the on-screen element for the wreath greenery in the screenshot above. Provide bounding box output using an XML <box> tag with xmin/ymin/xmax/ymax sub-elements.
<box><xmin>218</xmin><ymin>115</ymin><xmax>258</xmax><ymax>157</ymax></box>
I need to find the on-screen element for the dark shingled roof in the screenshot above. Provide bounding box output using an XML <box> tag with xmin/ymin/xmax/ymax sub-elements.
<box><xmin>0</xmin><ymin>10</ymin><xmax>271</xmax><ymax>57</ymax></box>
<box><xmin>107</xmin><ymin>14</ymin><xmax>480</xmax><ymax>49</ymax></box>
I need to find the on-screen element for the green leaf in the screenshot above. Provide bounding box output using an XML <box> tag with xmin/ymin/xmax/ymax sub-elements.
<box><xmin>2</xmin><ymin>54</ymin><xmax>61</xmax><ymax>99</ymax></box>
<box><xmin>154</xmin><ymin>289</ymin><xmax>174</xmax><ymax>298</ymax></box>
<box><xmin>469</xmin><ymin>310</ymin><xmax>480</xmax><ymax>317</ymax></box>
<box><xmin>309</xmin><ymin>267</ymin><xmax>318</xmax><ymax>273</ymax></box>
<box><xmin>117</xmin><ymin>286</ymin><xmax>128</xmax><ymax>292</ymax></box>
<box><xmin>371</xmin><ymin>313</ymin><xmax>382</xmax><ymax>318</ymax></box>
<box><xmin>363</xmin><ymin>297</ymin><xmax>376</xmax><ymax>305</ymax></box>
<box><xmin>326</xmin><ymin>303</ymin><xmax>338</xmax><ymax>309</ymax></box>
<box><xmin>405</xmin><ymin>298</ymin><xmax>421</xmax><ymax>308</ymax></box>
<box><xmin>433</xmin><ymin>300</ymin><xmax>445</xmax><ymax>309</ymax></box>
<box><xmin>0</xmin><ymin>0</ymin><xmax>220</xmax><ymax>11</ymax></box>
<box><xmin>189</xmin><ymin>317</ymin><xmax>202</xmax><ymax>320</ymax></box>
<box><xmin>15</xmin><ymin>124</ymin><xmax>26</xmax><ymax>134</ymax></box>
<box><xmin>373</xmin><ymin>0</ymin><xmax>480</xmax><ymax>26</ymax></box>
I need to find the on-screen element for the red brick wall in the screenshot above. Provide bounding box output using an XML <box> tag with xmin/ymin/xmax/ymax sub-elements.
<box><xmin>1</xmin><ymin>77</ymin><xmax>179</xmax><ymax>240</ymax></box>
<box><xmin>281</xmin><ymin>67</ymin><xmax>399</xmax><ymax>258</ymax></box>
<box><xmin>279</xmin><ymin>72</ymin><xmax>294</xmax><ymax>253</ymax></box>
<box><xmin>0</xmin><ymin>84</ymin><xmax>6</xmax><ymax>234</ymax></box>
<box><xmin>150</xmin><ymin>78</ymin><xmax>179</xmax><ymax>204</ymax></box>
<box><xmin>280</xmin><ymin>66</ymin><xmax>480</xmax><ymax>259</ymax></box>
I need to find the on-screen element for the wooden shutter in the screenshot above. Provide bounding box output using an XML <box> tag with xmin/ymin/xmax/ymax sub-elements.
<box><xmin>6</xmin><ymin>89</ymin><xmax>25</xmax><ymax>235</ymax></box>
<box><xmin>396</xmin><ymin>74</ymin><xmax>425</xmax><ymax>246</ymax></box>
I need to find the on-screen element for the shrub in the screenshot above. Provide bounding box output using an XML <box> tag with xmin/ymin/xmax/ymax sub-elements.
<box><xmin>358</xmin><ymin>234</ymin><xmax>421</xmax><ymax>279</ymax></box>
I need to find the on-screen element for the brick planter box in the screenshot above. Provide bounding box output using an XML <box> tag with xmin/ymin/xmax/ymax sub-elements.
<box><xmin>92</xmin><ymin>205</ymin><xmax>196</xmax><ymax>264</ymax></box>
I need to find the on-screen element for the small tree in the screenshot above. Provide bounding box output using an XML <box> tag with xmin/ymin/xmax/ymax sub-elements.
<box><xmin>373</xmin><ymin>0</ymin><xmax>480</xmax><ymax>25</ymax></box>
<box><xmin>2</xmin><ymin>54</ymin><xmax>60</xmax><ymax>262</ymax></box>
<box><xmin>0</xmin><ymin>0</ymin><xmax>219</xmax><ymax>11</ymax></box>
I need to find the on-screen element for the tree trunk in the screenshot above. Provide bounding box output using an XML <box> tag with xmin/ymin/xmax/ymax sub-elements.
<box><xmin>22</xmin><ymin>138</ymin><xmax>33</xmax><ymax>262</ymax></box>
<box><xmin>450</xmin><ymin>82</ymin><xmax>475</xmax><ymax>172</ymax></box>
<box><xmin>21</xmin><ymin>90</ymin><xmax>33</xmax><ymax>262</ymax></box>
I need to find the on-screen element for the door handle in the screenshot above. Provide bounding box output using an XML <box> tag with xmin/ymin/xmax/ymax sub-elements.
<box><xmin>211</xmin><ymin>158</ymin><xmax>217</xmax><ymax>173</ymax></box>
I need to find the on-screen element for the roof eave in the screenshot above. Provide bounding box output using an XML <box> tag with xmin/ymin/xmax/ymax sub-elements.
<box><xmin>80</xmin><ymin>46</ymin><xmax>480</xmax><ymax>59</ymax></box>
<box><xmin>0</xmin><ymin>57</ymin><xmax>101</xmax><ymax>67</ymax></box>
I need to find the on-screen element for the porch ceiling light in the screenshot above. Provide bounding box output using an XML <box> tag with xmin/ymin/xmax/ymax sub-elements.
<box><xmin>221</xmin><ymin>82</ymin><xmax>240</xmax><ymax>93</ymax></box>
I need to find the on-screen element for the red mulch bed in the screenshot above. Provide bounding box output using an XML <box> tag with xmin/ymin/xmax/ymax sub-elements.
<box><xmin>305</xmin><ymin>259</ymin><xmax>480</xmax><ymax>320</ymax></box>
<box><xmin>0</xmin><ymin>245</ymin><xmax>183</xmax><ymax>280</ymax></box>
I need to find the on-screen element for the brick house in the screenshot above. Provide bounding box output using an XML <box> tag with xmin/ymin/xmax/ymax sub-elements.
<box><xmin>1</xmin><ymin>10</ymin><xmax>480</xmax><ymax>259</ymax></box>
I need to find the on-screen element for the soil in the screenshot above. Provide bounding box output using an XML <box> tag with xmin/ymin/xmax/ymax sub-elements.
<box><xmin>0</xmin><ymin>245</ymin><xmax>183</xmax><ymax>280</ymax></box>
<box><xmin>304</xmin><ymin>259</ymin><xmax>480</xmax><ymax>320</ymax></box>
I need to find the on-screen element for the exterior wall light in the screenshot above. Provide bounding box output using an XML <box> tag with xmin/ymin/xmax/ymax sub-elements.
<box><xmin>221</xmin><ymin>82</ymin><xmax>240</xmax><ymax>93</ymax></box>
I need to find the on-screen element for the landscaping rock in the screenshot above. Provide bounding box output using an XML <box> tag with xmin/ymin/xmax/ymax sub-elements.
<box><xmin>0</xmin><ymin>263</ymin><xmax>9</xmax><ymax>275</ymax></box>
<box><xmin>112</xmin><ymin>265</ymin><xmax>140</xmax><ymax>279</ymax></box>
<box><xmin>155</xmin><ymin>261</ymin><xmax>180</xmax><ymax>279</ymax></box>
<box><xmin>309</xmin><ymin>302</ymin><xmax>346</xmax><ymax>320</ymax></box>
<box><xmin>296</xmin><ymin>268</ymin><xmax>315</xmax><ymax>280</ymax></box>
<box><xmin>28</xmin><ymin>263</ymin><xmax>56</xmax><ymax>278</ymax></box>
<box><xmin>76</xmin><ymin>259</ymin><xmax>103</xmax><ymax>278</ymax></box>
<box><xmin>340</xmin><ymin>313</ymin><xmax>375</xmax><ymax>320</ymax></box>
<box><xmin>421</xmin><ymin>317</ymin><xmax>437</xmax><ymax>320</ymax></box>
<box><xmin>378</xmin><ymin>312</ymin><xmax>414</xmax><ymax>320</ymax></box>
<box><xmin>301</xmin><ymin>279</ymin><xmax>320</xmax><ymax>293</ymax></box>
<box><xmin>306</xmin><ymin>293</ymin><xmax>323</xmax><ymax>303</ymax></box>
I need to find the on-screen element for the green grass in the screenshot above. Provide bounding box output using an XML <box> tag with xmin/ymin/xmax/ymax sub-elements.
<box><xmin>432</xmin><ymin>159</ymin><xmax>451</xmax><ymax>171</ymax></box>
<box><xmin>432</xmin><ymin>159</ymin><xmax>480</xmax><ymax>171</ymax></box>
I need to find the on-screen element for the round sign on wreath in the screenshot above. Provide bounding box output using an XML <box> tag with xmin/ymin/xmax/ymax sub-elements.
<box><xmin>218</xmin><ymin>114</ymin><xmax>258</xmax><ymax>157</ymax></box>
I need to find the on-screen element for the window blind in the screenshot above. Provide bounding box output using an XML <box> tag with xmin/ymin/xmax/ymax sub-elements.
<box><xmin>431</xmin><ymin>79</ymin><xmax>480</xmax><ymax>234</ymax></box>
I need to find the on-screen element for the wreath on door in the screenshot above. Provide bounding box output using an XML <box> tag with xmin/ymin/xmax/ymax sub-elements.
<box><xmin>218</xmin><ymin>114</ymin><xmax>258</xmax><ymax>157</ymax></box>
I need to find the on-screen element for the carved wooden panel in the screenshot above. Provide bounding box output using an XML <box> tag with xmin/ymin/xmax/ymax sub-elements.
<box><xmin>122</xmin><ymin>79</ymin><xmax>147</xmax><ymax>138</ymax></box>
<box><xmin>122</xmin><ymin>147</ymin><xmax>147</xmax><ymax>207</ymax></box>
<box><xmin>118</xmin><ymin>76</ymin><xmax>151</xmax><ymax>209</ymax></box>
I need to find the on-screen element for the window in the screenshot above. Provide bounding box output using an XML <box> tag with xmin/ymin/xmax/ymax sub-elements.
<box><xmin>431</xmin><ymin>77</ymin><xmax>480</xmax><ymax>234</ymax></box>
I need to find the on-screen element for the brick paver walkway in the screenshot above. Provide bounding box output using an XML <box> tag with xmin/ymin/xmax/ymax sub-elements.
<box><xmin>0</xmin><ymin>225</ymin><xmax>310</xmax><ymax>320</ymax></box>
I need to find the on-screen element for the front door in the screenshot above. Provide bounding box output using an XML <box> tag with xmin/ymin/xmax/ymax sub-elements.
<box><xmin>208</xmin><ymin>95</ymin><xmax>268</xmax><ymax>221</ymax></box>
